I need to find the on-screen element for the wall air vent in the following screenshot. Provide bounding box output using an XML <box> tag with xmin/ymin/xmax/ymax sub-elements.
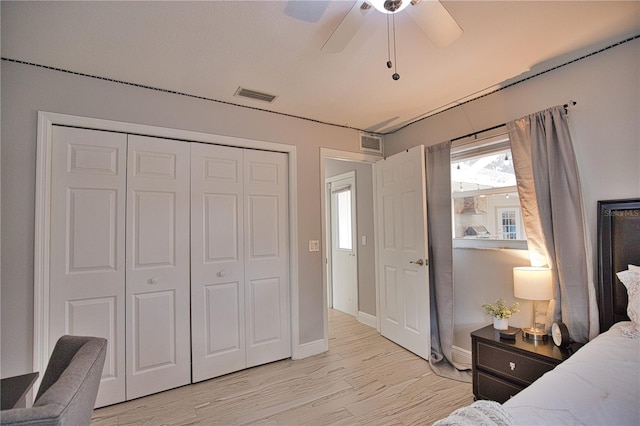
<box><xmin>359</xmin><ymin>132</ymin><xmax>383</xmax><ymax>155</ymax></box>
<box><xmin>234</xmin><ymin>87</ymin><xmax>277</xmax><ymax>103</ymax></box>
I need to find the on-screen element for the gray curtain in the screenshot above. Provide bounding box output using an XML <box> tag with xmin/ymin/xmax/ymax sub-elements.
<box><xmin>426</xmin><ymin>141</ymin><xmax>471</xmax><ymax>382</ymax></box>
<box><xmin>507</xmin><ymin>105</ymin><xmax>598</xmax><ymax>342</ymax></box>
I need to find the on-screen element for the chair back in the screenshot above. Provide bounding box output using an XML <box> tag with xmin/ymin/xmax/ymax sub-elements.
<box><xmin>1</xmin><ymin>336</ymin><xmax>107</xmax><ymax>425</ymax></box>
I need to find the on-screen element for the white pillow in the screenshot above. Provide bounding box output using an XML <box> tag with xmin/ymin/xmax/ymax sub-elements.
<box><xmin>616</xmin><ymin>269</ymin><xmax>640</xmax><ymax>339</ymax></box>
<box><xmin>629</xmin><ymin>264</ymin><xmax>640</xmax><ymax>272</ymax></box>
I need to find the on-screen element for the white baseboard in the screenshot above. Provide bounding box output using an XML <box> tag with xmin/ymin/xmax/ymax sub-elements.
<box><xmin>451</xmin><ymin>345</ymin><xmax>472</xmax><ymax>368</ymax></box>
<box><xmin>293</xmin><ymin>338</ymin><xmax>327</xmax><ymax>360</ymax></box>
<box><xmin>357</xmin><ymin>311</ymin><xmax>377</xmax><ymax>328</ymax></box>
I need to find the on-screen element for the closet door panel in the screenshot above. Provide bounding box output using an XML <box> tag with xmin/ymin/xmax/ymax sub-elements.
<box><xmin>249</xmin><ymin>277</ymin><xmax>283</xmax><ymax>343</ymax></box>
<box><xmin>67</xmin><ymin>188</ymin><xmax>118</xmax><ymax>271</ymax></box>
<box><xmin>248</xmin><ymin>195</ymin><xmax>280</xmax><ymax>257</ymax></box>
<box><xmin>191</xmin><ymin>143</ymin><xmax>245</xmax><ymax>382</ymax></box>
<box><xmin>132</xmin><ymin>291</ymin><xmax>178</xmax><ymax>369</ymax></box>
<box><xmin>244</xmin><ymin>150</ymin><xmax>291</xmax><ymax>367</ymax></box>
<box><xmin>205</xmin><ymin>193</ymin><xmax>239</xmax><ymax>261</ymax></box>
<box><xmin>133</xmin><ymin>191</ymin><xmax>176</xmax><ymax>266</ymax></box>
<box><xmin>50</xmin><ymin>126</ymin><xmax>127</xmax><ymax>407</ymax></box>
<box><xmin>126</xmin><ymin>135</ymin><xmax>191</xmax><ymax>400</ymax></box>
<box><xmin>204</xmin><ymin>282</ymin><xmax>242</xmax><ymax>353</ymax></box>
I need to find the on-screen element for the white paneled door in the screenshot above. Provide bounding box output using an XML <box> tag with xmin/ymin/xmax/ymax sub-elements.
<box><xmin>125</xmin><ymin>135</ymin><xmax>191</xmax><ymax>399</ymax></box>
<box><xmin>50</xmin><ymin>126</ymin><xmax>127</xmax><ymax>407</ymax></box>
<box><xmin>191</xmin><ymin>144</ymin><xmax>290</xmax><ymax>382</ymax></box>
<box><xmin>190</xmin><ymin>143</ymin><xmax>246</xmax><ymax>381</ymax></box>
<box><xmin>329</xmin><ymin>172</ymin><xmax>358</xmax><ymax>317</ymax></box>
<box><xmin>376</xmin><ymin>145</ymin><xmax>430</xmax><ymax>359</ymax></box>
<box><xmin>243</xmin><ymin>149</ymin><xmax>290</xmax><ymax>368</ymax></box>
<box><xmin>47</xmin><ymin>124</ymin><xmax>290</xmax><ymax>403</ymax></box>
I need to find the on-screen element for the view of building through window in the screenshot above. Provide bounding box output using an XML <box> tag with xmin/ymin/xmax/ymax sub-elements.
<box><xmin>451</xmin><ymin>136</ymin><xmax>527</xmax><ymax>249</ymax></box>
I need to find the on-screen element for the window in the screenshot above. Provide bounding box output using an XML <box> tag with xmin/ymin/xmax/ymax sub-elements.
<box><xmin>451</xmin><ymin>135</ymin><xmax>527</xmax><ymax>249</ymax></box>
<box><xmin>336</xmin><ymin>189</ymin><xmax>353</xmax><ymax>250</ymax></box>
<box><xmin>499</xmin><ymin>208</ymin><xmax>517</xmax><ymax>239</ymax></box>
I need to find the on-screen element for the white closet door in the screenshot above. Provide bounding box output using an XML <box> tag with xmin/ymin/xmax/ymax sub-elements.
<box><xmin>125</xmin><ymin>135</ymin><xmax>191</xmax><ymax>399</ymax></box>
<box><xmin>191</xmin><ymin>143</ymin><xmax>246</xmax><ymax>382</ymax></box>
<box><xmin>50</xmin><ymin>126</ymin><xmax>127</xmax><ymax>407</ymax></box>
<box><xmin>244</xmin><ymin>149</ymin><xmax>290</xmax><ymax>367</ymax></box>
<box><xmin>191</xmin><ymin>146</ymin><xmax>290</xmax><ymax>381</ymax></box>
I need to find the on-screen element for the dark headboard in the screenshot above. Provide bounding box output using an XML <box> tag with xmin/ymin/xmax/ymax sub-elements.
<box><xmin>597</xmin><ymin>198</ymin><xmax>640</xmax><ymax>332</ymax></box>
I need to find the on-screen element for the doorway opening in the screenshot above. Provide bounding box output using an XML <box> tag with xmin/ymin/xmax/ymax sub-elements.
<box><xmin>321</xmin><ymin>149</ymin><xmax>380</xmax><ymax>348</ymax></box>
<box><xmin>326</xmin><ymin>171</ymin><xmax>358</xmax><ymax>317</ymax></box>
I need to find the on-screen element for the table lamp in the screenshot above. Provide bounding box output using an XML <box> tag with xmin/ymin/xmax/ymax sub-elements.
<box><xmin>513</xmin><ymin>266</ymin><xmax>553</xmax><ymax>340</ymax></box>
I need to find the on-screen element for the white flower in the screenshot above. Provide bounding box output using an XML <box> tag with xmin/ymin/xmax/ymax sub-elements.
<box><xmin>482</xmin><ymin>298</ymin><xmax>520</xmax><ymax>319</ymax></box>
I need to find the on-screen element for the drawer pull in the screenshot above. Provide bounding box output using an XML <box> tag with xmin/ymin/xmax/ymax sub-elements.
<box><xmin>509</xmin><ymin>362</ymin><xmax>516</xmax><ymax>371</ymax></box>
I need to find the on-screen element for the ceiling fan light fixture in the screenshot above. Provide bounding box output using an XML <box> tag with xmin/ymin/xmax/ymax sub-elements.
<box><xmin>369</xmin><ymin>0</ymin><xmax>411</xmax><ymax>14</ymax></box>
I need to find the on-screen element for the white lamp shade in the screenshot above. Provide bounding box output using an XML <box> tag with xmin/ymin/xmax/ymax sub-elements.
<box><xmin>513</xmin><ymin>267</ymin><xmax>553</xmax><ymax>300</ymax></box>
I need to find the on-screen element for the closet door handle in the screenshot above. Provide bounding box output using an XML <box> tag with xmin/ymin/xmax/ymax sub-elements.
<box><xmin>218</xmin><ymin>270</ymin><xmax>226</xmax><ymax>277</ymax></box>
<box><xmin>148</xmin><ymin>278</ymin><xmax>159</xmax><ymax>285</ymax></box>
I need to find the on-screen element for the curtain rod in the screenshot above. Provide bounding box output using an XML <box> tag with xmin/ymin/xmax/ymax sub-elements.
<box><xmin>451</xmin><ymin>101</ymin><xmax>577</xmax><ymax>143</ymax></box>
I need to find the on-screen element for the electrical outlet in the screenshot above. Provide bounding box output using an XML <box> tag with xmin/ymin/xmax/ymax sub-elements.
<box><xmin>361</xmin><ymin>235</ymin><xmax>367</xmax><ymax>246</ymax></box>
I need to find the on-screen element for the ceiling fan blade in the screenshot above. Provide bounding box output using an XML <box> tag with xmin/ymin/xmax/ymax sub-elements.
<box><xmin>284</xmin><ymin>1</ymin><xmax>330</xmax><ymax>23</ymax></box>
<box><xmin>321</xmin><ymin>1</ymin><xmax>372</xmax><ymax>53</ymax></box>
<box><xmin>407</xmin><ymin>0</ymin><xmax>463</xmax><ymax>48</ymax></box>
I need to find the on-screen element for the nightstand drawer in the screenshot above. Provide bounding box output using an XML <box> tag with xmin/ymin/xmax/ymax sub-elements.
<box><xmin>476</xmin><ymin>341</ymin><xmax>557</xmax><ymax>385</ymax></box>
<box><xmin>475</xmin><ymin>370</ymin><xmax>524</xmax><ymax>403</ymax></box>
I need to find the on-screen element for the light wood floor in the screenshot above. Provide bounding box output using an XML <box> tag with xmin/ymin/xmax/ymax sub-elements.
<box><xmin>92</xmin><ymin>310</ymin><xmax>473</xmax><ymax>425</ymax></box>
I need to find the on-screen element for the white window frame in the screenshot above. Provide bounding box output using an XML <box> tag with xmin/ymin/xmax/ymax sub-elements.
<box><xmin>451</xmin><ymin>134</ymin><xmax>528</xmax><ymax>250</ymax></box>
<box><xmin>496</xmin><ymin>206</ymin><xmax>525</xmax><ymax>240</ymax></box>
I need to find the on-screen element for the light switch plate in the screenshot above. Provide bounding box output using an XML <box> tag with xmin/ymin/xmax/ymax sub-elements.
<box><xmin>309</xmin><ymin>240</ymin><xmax>320</xmax><ymax>252</ymax></box>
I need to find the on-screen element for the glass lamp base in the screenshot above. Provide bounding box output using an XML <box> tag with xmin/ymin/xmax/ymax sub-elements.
<box><xmin>523</xmin><ymin>327</ymin><xmax>548</xmax><ymax>341</ymax></box>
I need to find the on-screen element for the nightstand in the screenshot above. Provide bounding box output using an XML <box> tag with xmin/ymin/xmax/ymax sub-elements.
<box><xmin>471</xmin><ymin>324</ymin><xmax>582</xmax><ymax>403</ymax></box>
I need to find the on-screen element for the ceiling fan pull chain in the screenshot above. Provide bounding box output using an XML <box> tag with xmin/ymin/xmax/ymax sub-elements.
<box><xmin>392</xmin><ymin>11</ymin><xmax>400</xmax><ymax>80</ymax></box>
<box><xmin>386</xmin><ymin>12</ymin><xmax>392</xmax><ymax>69</ymax></box>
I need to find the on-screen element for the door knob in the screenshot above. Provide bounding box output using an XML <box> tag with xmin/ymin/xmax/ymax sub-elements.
<box><xmin>148</xmin><ymin>278</ymin><xmax>159</xmax><ymax>285</ymax></box>
<box><xmin>409</xmin><ymin>259</ymin><xmax>424</xmax><ymax>266</ymax></box>
<box><xmin>218</xmin><ymin>270</ymin><xmax>226</xmax><ymax>277</ymax></box>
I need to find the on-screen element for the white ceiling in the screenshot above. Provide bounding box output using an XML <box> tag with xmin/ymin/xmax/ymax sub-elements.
<box><xmin>2</xmin><ymin>1</ymin><xmax>639</xmax><ymax>134</ymax></box>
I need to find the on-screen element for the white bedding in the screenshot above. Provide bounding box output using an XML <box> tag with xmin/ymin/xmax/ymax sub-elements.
<box><xmin>503</xmin><ymin>321</ymin><xmax>640</xmax><ymax>425</ymax></box>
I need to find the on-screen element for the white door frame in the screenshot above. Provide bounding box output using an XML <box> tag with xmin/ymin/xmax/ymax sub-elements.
<box><xmin>320</xmin><ymin>148</ymin><xmax>381</xmax><ymax>349</ymax></box>
<box><xmin>325</xmin><ymin>170</ymin><xmax>357</xmax><ymax>316</ymax></box>
<box><xmin>34</xmin><ymin>111</ymin><xmax>300</xmax><ymax>384</ymax></box>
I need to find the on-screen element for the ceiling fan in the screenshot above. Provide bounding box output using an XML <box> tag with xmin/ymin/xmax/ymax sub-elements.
<box><xmin>321</xmin><ymin>0</ymin><xmax>463</xmax><ymax>53</ymax></box>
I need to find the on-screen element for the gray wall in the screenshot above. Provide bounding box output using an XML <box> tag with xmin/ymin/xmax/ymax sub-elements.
<box><xmin>453</xmin><ymin>248</ymin><xmax>532</xmax><ymax>351</ymax></box>
<box><xmin>2</xmin><ymin>37</ymin><xmax>638</xmax><ymax>374</ymax></box>
<box><xmin>325</xmin><ymin>159</ymin><xmax>376</xmax><ymax>316</ymax></box>
<box><xmin>0</xmin><ymin>60</ymin><xmax>363</xmax><ymax>376</ymax></box>
<box><xmin>385</xmin><ymin>39</ymin><xmax>640</xmax><ymax>351</ymax></box>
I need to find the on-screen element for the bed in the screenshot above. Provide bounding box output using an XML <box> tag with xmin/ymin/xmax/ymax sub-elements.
<box><xmin>435</xmin><ymin>198</ymin><xmax>640</xmax><ymax>425</ymax></box>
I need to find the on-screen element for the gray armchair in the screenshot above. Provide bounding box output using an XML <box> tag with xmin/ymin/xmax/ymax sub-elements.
<box><xmin>1</xmin><ymin>335</ymin><xmax>107</xmax><ymax>425</ymax></box>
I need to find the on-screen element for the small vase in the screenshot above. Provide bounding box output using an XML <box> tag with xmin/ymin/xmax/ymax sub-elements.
<box><xmin>493</xmin><ymin>317</ymin><xmax>508</xmax><ymax>330</ymax></box>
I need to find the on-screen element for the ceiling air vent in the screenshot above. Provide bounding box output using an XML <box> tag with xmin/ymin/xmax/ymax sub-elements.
<box><xmin>234</xmin><ymin>87</ymin><xmax>277</xmax><ymax>103</ymax></box>
<box><xmin>360</xmin><ymin>132</ymin><xmax>383</xmax><ymax>155</ymax></box>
